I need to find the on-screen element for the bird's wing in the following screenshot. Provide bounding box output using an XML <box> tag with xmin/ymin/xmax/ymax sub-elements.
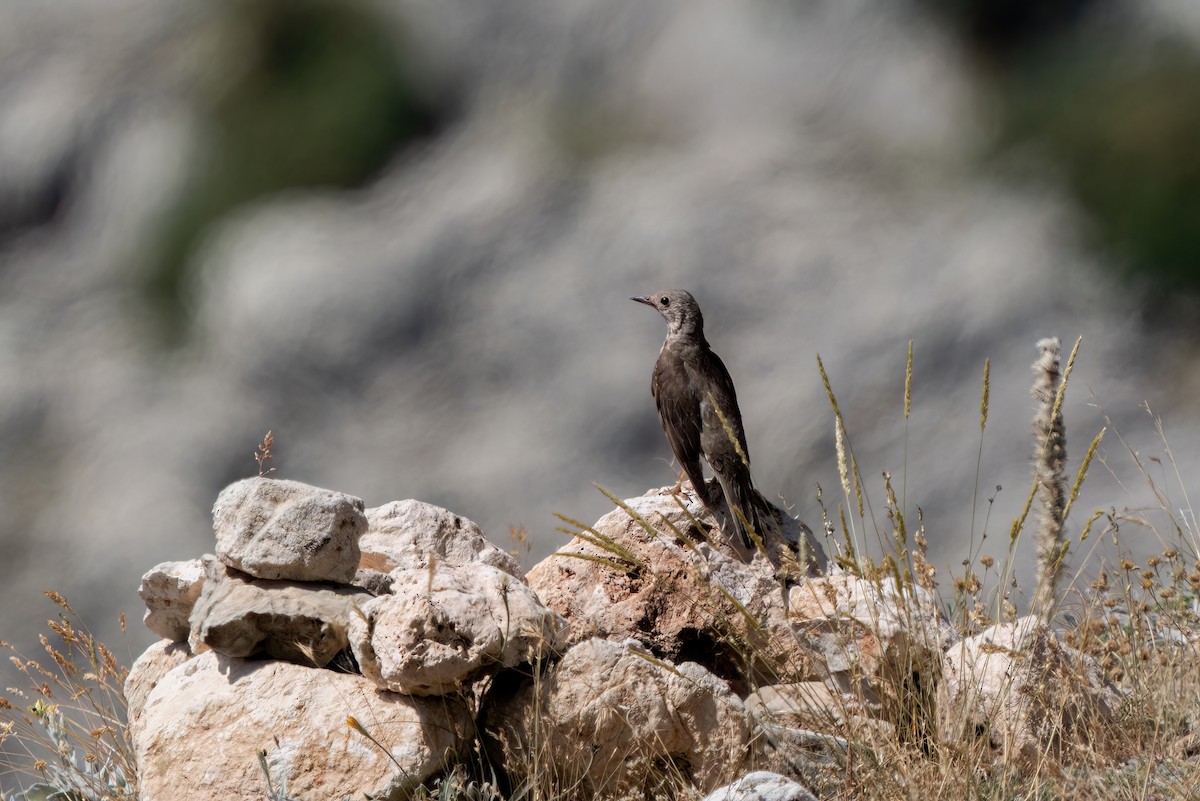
<box><xmin>698</xmin><ymin>351</ymin><xmax>751</xmax><ymax>463</ymax></box>
<box><xmin>652</xmin><ymin>351</ymin><xmax>710</xmax><ymax>504</ymax></box>
<box><xmin>697</xmin><ymin>350</ymin><xmax>760</xmax><ymax>548</ymax></box>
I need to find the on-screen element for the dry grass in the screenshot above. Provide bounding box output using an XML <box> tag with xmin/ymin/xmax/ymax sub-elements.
<box><xmin>0</xmin><ymin>593</ymin><xmax>136</xmax><ymax>801</ymax></box>
<box><xmin>797</xmin><ymin>339</ymin><xmax>1200</xmax><ymax>800</ymax></box>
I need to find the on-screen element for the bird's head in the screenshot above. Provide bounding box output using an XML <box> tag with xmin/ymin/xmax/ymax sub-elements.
<box><xmin>631</xmin><ymin>290</ymin><xmax>705</xmax><ymax>337</ymax></box>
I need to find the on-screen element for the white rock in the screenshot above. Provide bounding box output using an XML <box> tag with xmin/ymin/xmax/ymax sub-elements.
<box><xmin>132</xmin><ymin>651</ymin><xmax>471</xmax><ymax>801</ymax></box>
<box><xmin>937</xmin><ymin>615</ymin><xmax>1123</xmax><ymax>764</ymax></box>
<box><xmin>189</xmin><ymin>557</ymin><xmax>371</xmax><ymax>667</ymax></box>
<box><xmin>484</xmin><ymin>637</ymin><xmax>751</xmax><ymax>796</ymax></box>
<box><xmin>351</xmin><ymin>562</ymin><xmax>567</xmax><ymax>695</ymax></box>
<box><xmin>361</xmin><ymin>499</ymin><xmax>522</xmax><ymax>578</ymax></box>
<box><xmin>138</xmin><ymin>559</ymin><xmax>205</xmax><ymax>641</ymax></box>
<box><xmin>701</xmin><ymin>771</ymin><xmax>818</xmax><ymax>801</ymax></box>
<box><xmin>213</xmin><ymin>477</ymin><xmax>366</xmax><ymax>583</ymax></box>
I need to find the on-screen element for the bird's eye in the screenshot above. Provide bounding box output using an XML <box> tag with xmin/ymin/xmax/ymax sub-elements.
<box><xmin>660</xmin><ymin>297</ymin><xmax>670</xmax><ymax>307</ymax></box>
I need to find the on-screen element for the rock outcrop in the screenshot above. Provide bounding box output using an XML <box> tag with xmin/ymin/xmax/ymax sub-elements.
<box><xmin>527</xmin><ymin>483</ymin><xmax>826</xmax><ymax>692</ymax></box>
<box><xmin>129</xmin><ymin>478</ymin><xmax>566</xmax><ymax>801</ymax></box>
<box><xmin>130</xmin><ymin>478</ymin><xmax>1126</xmax><ymax>800</ymax></box>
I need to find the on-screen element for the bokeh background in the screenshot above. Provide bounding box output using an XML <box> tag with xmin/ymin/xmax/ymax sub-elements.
<box><xmin>2</xmin><ymin>0</ymin><xmax>1200</xmax><ymax>675</ymax></box>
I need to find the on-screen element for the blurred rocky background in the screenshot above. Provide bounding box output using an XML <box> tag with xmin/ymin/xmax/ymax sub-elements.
<box><xmin>2</xmin><ymin>0</ymin><xmax>1200</xmax><ymax>676</ymax></box>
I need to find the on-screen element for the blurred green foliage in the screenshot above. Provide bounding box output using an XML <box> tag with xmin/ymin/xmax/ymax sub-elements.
<box><xmin>922</xmin><ymin>0</ymin><xmax>1090</xmax><ymax>54</ymax></box>
<box><xmin>145</xmin><ymin>0</ymin><xmax>443</xmax><ymax>343</ymax></box>
<box><xmin>926</xmin><ymin>0</ymin><xmax>1200</xmax><ymax>299</ymax></box>
<box><xmin>1001</xmin><ymin>41</ymin><xmax>1200</xmax><ymax>295</ymax></box>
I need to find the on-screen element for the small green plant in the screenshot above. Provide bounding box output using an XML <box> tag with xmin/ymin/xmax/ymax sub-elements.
<box><xmin>256</xmin><ymin>748</ymin><xmax>291</xmax><ymax>801</ymax></box>
<box><xmin>408</xmin><ymin>763</ymin><xmax>504</xmax><ymax>801</ymax></box>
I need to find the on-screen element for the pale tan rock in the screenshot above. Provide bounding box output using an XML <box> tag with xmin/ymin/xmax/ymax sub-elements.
<box><xmin>213</xmin><ymin>477</ymin><xmax>365</xmax><ymax>583</ymax></box>
<box><xmin>484</xmin><ymin>638</ymin><xmax>751</xmax><ymax>797</ymax></box>
<box><xmin>138</xmin><ymin>559</ymin><xmax>205</xmax><ymax>641</ymax></box>
<box><xmin>350</xmin><ymin>562</ymin><xmax>568</xmax><ymax>695</ymax></box>
<box><xmin>124</xmin><ymin>639</ymin><xmax>192</xmax><ymax>722</ymax></box>
<box><xmin>526</xmin><ymin>484</ymin><xmax>826</xmax><ymax>691</ymax></box>
<box><xmin>189</xmin><ymin>557</ymin><xmax>371</xmax><ymax>667</ymax></box>
<box><xmin>361</xmin><ymin>499</ymin><xmax>522</xmax><ymax>578</ymax></box>
<box><xmin>937</xmin><ymin>615</ymin><xmax>1122</xmax><ymax>765</ymax></box>
<box><xmin>132</xmin><ymin>651</ymin><xmax>471</xmax><ymax>801</ymax></box>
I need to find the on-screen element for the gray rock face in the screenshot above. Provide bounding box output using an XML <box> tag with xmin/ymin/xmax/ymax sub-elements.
<box><xmin>188</xmin><ymin>557</ymin><xmax>372</xmax><ymax>667</ymax></box>
<box><xmin>138</xmin><ymin>559</ymin><xmax>205</xmax><ymax>641</ymax></box>
<box><xmin>361</xmin><ymin>500</ymin><xmax>523</xmax><ymax>577</ymax></box>
<box><xmin>213</xmin><ymin>477</ymin><xmax>366</xmax><ymax>583</ymax></box>
<box><xmin>130</xmin><ymin>651</ymin><xmax>472</xmax><ymax>801</ymax></box>
<box><xmin>350</xmin><ymin>562</ymin><xmax>568</xmax><ymax>696</ymax></box>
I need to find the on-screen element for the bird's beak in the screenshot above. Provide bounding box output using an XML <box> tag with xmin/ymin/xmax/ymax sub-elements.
<box><xmin>630</xmin><ymin>296</ymin><xmax>654</xmax><ymax>307</ymax></box>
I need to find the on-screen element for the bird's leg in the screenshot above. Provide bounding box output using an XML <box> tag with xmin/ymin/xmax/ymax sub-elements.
<box><xmin>671</xmin><ymin>469</ymin><xmax>687</xmax><ymax>494</ymax></box>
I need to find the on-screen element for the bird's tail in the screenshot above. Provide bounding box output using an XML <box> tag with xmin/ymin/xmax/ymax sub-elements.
<box><xmin>716</xmin><ymin>474</ymin><xmax>770</xmax><ymax>550</ymax></box>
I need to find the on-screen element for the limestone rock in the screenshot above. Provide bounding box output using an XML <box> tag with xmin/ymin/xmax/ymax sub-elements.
<box><xmin>213</xmin><ymin>477</ymin><xmax>366</xmax><ymax>583</ymax></box>
<box><xmin>484</xmin><ymin>637</ymin><xmax>751</xmax><ymax>797</ymax></box>
<box><xmin>361</xmin><ymin>499</ymin><xmax>522</xmax><ymax>578</ymax></box>
<box><xmin>138</xmin><ymin>559</ymin><xmax>205</xmax><ymax>641</ymax></box>
<box><xmin>132</xmin><ymin>651</ymin><xmax>471</xmax><ymax>801</ymax></box>
<box><xmin>937</xmin><ymin>615</ymin><xmax>1123</xmax><ymax>764</ymax></box>
<box><xmin>124</xmin><ymin>639</ymin><xmax>192</xmax><ymax>722</ymax></box>
<box><xmin>350</xmin><ymin>562</ymin><xmax>568</xmax><ymax>695</ymax></box>
<box><xmin>527</xmin><ymin>484</ymin><xmax>827</xmax><ymax>691</ymax></box>
<box><xmin>189</xmin><ymin>557</ymin><xmax>371</xmax><ymax>667</ymax></box>
<box><xmin>700</xmin><ymin>771</ymin><xmax>819</xmax><ymax>801</ymax></box>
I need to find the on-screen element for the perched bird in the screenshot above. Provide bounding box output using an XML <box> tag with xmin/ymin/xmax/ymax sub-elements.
<box><xmin>631</xmin><ymin>290</ymin><xmax>766</xmax><ymax>548</ymax></box>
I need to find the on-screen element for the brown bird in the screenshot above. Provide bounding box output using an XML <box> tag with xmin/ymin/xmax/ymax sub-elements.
<box><xmin>631</xmin><ymin>289</ymin><xmax>766</xmax><ymax>548</ymax></box>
